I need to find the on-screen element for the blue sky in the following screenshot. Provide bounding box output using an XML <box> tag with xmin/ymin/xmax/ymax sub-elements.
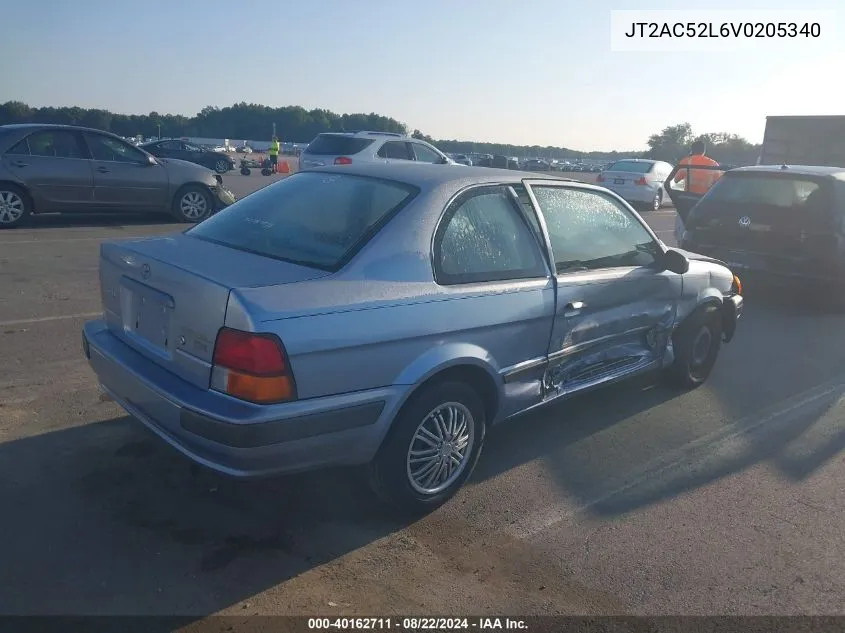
<box><xmin>2</xmin><ymin>0</ymin><xmax>841</xmax><ymax>150</ymax></box>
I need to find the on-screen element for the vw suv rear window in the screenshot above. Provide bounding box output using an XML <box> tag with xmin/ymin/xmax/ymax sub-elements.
<box><xmin>607</xmin><ymin>160</ymin><xmax>654</xmax><ymax>173</ymax></box>
<box><xmin>305</xmin><ymin>135</ymin><xmax>375</xmax><ymax>156</ymax></box>
<box><xmin>704</xmin><ymin>174</ymin><xmax>820</xmax><ymax>208</ymax></box>
<box><xmin>187</xmin><ymin>172</ymin><xmax>418</xmax><ymax>271</ymax></box>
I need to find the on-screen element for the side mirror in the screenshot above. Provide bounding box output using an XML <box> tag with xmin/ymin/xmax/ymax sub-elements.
<box><xmin>662</xmin><ymin>248</ymin><xmax>689</xmax><ymax>274</ymax></box>
<box><xmin>144</xmin><ymin>155</ymin><xmax>157</xmax><ymax>166</ymax></box>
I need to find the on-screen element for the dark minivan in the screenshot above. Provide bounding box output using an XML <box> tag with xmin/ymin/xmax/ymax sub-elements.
<box><xmin>666</xmin><ymin>164</ymin><xmax>845</xmax><ymax>286</ymax></box>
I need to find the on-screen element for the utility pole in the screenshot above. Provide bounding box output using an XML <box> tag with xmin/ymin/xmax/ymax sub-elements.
<box><xmin>157</xmin><ymin>123</ymin><xmax>161</xmax><ymax>140</ymax></box>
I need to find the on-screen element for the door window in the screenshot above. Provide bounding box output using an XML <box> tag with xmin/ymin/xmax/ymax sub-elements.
<box><xmin>434</xmin><ymin>187</ymin><xmax>547</xmax><ymax>284</ymax></box>
<box><xmin>85</xmin><ymin>134</ymin><xmax>149</xmax><ymax>163</ymax></box>
<box><xmin>18</xmin><ymin>130</ymin><xmax>86</xmax><ymax>159</ymax></box>
<box><xmin>411</xmin><ymin>143</ymin><xmax>443</xmax><ymax>163</ymax></box>
<box><xmin>531</xmin><ymin>186</ymin><xmax>662</xmax><ymax>272</ymax></box>
<box><xmin>159</xmin><ymin>140</ymin><xmax>182</xmax><ymax>150</ymax></box>
<box><xmin>377</xmin><ymin>141</ymin><xmax>413</xmax><ymax>160</ymax></box>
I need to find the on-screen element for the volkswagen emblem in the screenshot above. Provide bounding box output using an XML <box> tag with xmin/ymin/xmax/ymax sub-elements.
<box><xmin>141</xmin><ymin>263</ymin><xmax>151</xmax><ymax>279</ymax></box>
<box><xmin>738</xmin><ymin>216</ymin><xmax>751</xmax><ymax>228</ymax></box>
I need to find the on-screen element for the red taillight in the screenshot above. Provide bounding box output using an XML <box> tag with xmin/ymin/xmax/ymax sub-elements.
<box><xmin>334</xmin><ymin>156</ymin><xmax>352</xmax><ymax>165</ymax></box>
<box><xmin>211</xmin><ymin>328</ymin><xmax>296</xmax><ymax>403</ymax></box>
<box><xmin>596</xmin><ymin>174</ymin><xmax>605</xmax><ymax>183</ymax></box>
<box><xmin>635</xmin><ymin>176</ymin><xmax>648</xmax><ymax>185</ymax></box>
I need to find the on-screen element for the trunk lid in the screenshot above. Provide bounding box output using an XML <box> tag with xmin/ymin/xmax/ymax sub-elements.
<box><xmin>685</xmin><ymin>175</ymin><xmax>838</xmax><ymax>275</ymax></box>
<box><xmin>99</xmin><ymin>233</ymin><xmax>330</xmax><ymax>388</ymax></box>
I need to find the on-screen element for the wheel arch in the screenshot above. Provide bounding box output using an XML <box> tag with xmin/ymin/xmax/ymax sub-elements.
<box><xmin>392</xmin><ymin>345</ymin><xmax>503</xmax><ymax>428</ymax></box>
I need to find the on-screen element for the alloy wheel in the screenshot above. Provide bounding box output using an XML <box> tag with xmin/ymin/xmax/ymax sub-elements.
<box><xmin>406</xmin><ymin>401</ymin><xmax>475</xmax><ymax>495</ymax></box>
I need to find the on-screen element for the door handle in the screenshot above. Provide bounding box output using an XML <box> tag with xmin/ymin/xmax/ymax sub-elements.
<box><xmin>564</xmin><ymin>301</ymin><xmax>585</xmax><ymax>316</ymax></box>
<box><xmin>11</xmin><ymin>160</ymin><xmax>28</xmax><ymax>167</ymax></box>
<box><xmin>96</xmin><ymin>167</ymin><xmax>110</xmax><ymax>173</ymax></box>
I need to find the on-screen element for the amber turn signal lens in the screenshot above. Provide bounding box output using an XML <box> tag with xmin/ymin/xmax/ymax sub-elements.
<box><xmin>225</xmin><ymin>370</ymin><xmax>295</xmax><ymax>404</ymax></box>
<box><xmin>732</xmin><ymin>274</ymin><xmax>743</xmax><ymax>296</ymax></box>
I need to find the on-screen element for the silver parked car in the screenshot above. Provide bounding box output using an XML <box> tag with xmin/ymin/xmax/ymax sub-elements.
<box><xmin>82</xmin><ymin>163</ymin><xmax>743</xmax><ymax>512</ymax></box>
<box><xmin>299</xmin><ymin>131</ymin><xmax>458</xmax><ymax>169</ymax></box>
<box><xmin>597</xmin><ymin>158</ymin><xmax>673</xmax><ymax>211</ymax></box>
<box><xmin>0</xmin><ymin>124</ymin><xmax>235</xmax><ymax>228</ymax></box>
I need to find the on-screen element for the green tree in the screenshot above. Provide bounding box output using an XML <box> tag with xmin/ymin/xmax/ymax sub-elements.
<box><xmin>645</xmin><ymin>123</ymin><xmax>694</xmax><ymax>162</ymax></box>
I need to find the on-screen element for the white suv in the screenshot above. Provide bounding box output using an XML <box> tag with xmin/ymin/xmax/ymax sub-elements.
<box><xmin>299</xmin><ymin>131</ymin><xmax>460</xmax><ymax>169</ymax></box>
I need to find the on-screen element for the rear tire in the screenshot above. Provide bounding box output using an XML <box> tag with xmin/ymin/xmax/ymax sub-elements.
<box><xmin>0</xmin><ymin>184</ymin><xmax>32</xmax><ymax>229</ymax></box>
<box><xmin>665</xmin><ymin>304</ymin><xmax>723</xmax><ymax>389</ymax></box>
<box><xmin>171</xmin><ymin>185</ymin><xmax>213</xmax><ymax>223</ymax></box>
<box><xmin>369</xmin><ymin>381</ymin><xmax>486</xmax><ymax>514</ymax></box>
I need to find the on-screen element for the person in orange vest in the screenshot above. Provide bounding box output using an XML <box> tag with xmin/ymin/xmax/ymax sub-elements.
<box><xmin>673</xmin><ymin>139</ymin><xmax>721</xmax><ymax>194</ymax></box>
<box><xmin>673</xmin><ymin>140</ymin><xmax>723</xmax><ymax>244</ymax></box>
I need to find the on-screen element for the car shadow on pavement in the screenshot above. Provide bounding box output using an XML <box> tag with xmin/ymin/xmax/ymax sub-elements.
<box><xmin>0</xmin><ymin>414</ymin><xmax>405</xmax><ymax>617</ymax></box>
<box><xmin>474</xmin><ymin>282</ymin><xmax>845</xmax><ymax>520</ymax></box>
<box><xmin>25</xmin><ymin>213</ymin><xmax>186</xmax><ymax>230</ymax></box>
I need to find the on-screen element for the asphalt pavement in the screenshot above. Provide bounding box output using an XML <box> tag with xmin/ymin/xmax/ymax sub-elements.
<box><xmin>2</xmin><ymin>167</ymin><xmax>845</xmax><ymax>619</ymax></box>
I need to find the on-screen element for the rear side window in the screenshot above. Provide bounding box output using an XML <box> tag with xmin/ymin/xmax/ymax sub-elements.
<box><xmin>608</xmin><ymin>160</ymin><xmax>654</xmax><ymax>174</ymax></box>
<box><xmin>17</xmin><ymin>130</ymin><xmax>86</xmax><ymax>159</ymax></box>
<box><xmin>705</xmin><ymin>175</ymin><xmax>821</xmax><ymax>208</ymax></box>
<box><xmin>187</xmin><ymin>172</ymin><xmax>417</xmax><ymax>271</ymax></box>
<box><xmin>305</xmin><ymin>135</ymin><xmax>375</xmax><ymax>156</ymax></box>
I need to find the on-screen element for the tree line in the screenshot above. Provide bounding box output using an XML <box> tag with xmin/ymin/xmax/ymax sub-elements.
<box><xmin>0</xmin><ymin>101</ymin><xmax>760</xmax><ymax>164</ymax></box>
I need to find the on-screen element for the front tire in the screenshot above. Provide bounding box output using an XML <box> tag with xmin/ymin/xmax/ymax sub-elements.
<box><xmin>0</xmin><ymin>184</ymin><xmax>32</xmax><ymax>229</ymax></box>
<box><xmin>665</xmin><ymin>304</ymin><xmax>723</xmax><ymax>389</ymax></box>
<box><xmin>369</xmin><ymin>381</ymin><xmax>486</xmax><ymax>514</ymax></box>
<box><xmin>213</xmin><ymin>158</ymin><xmax>230</xmax><ymax>174</ymax></box>
<box><xmin>172</xmin><ymin>185</ymin><xmax>213</xmax><ymax>223</ymax></box>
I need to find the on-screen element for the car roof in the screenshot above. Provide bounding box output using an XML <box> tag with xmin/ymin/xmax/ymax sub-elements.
<box><xmin>730</xmin><ymin>164</ymin><xmax>845</xmax><ymax>178</ymax></box>
<box><xmin>305</xmin><ymin>162</ymin><xmax>585</xmax><ymax>194</ymax></box>
<box><xmin>0</xmin><ymin>123</ymin><xmax>119</xmax><ymax>136</ymax></box>
<box><xmin>318</xmin><ymin>130</ymin><xmax>408</xmax><ymax>139</ymax></box>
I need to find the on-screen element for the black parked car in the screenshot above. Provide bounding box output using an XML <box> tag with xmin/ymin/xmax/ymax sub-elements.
<box><xmin>140</xmin><ymin>139</ymin><xmax>235</xmax><ymax>174</ymax></box>
<box><xmin>667</xmin><ymin>163</ymin><xmax>845</xmax><ymax>291</ymax></box>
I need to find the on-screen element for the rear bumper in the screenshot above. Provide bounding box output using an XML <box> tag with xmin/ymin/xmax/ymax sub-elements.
<box><xmin>604</xmin><ymin>183</ymin><xmax>659</xmax><ymax>204</ymax></box>
<box><xmin>82</xmin><ymin>320</ymin><xmax>402</xmax><ymax>478</ymax></box>
<box><xmin>721</xmin><ymin>293</ymin><xmax>743</xmax><ymax>343</ymax></box>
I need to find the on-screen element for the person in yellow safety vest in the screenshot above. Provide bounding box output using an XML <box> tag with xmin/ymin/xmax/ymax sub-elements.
<box><xmin>268</xmin><ymin>136</ymin><xmax>280</xmax><ymax>173</ymax></box>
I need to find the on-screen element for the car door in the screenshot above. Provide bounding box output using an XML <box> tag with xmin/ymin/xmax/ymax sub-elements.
<box><xmin>376</xmin><ymin>141</ymin><xmax>414</xmax><ymax>164</ymax></box>
<box><xmin>1</xmin><ymin>129</ymin><xmax>94</xmax><ymax>212</ymax></box>
<box><xmin>147</xmin><ymin>140</ymin><xmax>182</xmax><ymax>160</ymax></box>
<box><xmin>181</xmin><ymin>142</ymin><xmax>208</xmax><ymax>166</ymax></box>
<box><xmin>82</xmin><ymin>132</ymin><xmax>169</xmax><ymax>211</ymax></box>
<box><xmin>523</xmin><ymin>180</ymin><xmax>682</xmax><ymax>397</ymax></box>
<box><xmin>664</xmin><ymin>162</ymin><xmax>727</xmax><ymax>225</ymax></box>
<box><xmin>432</xmin><ymin>184</ymin><xmax>556</xmax><ymax>419</ymax></box>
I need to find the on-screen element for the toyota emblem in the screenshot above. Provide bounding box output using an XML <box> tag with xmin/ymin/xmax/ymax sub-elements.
<box><xmin>141</xmin><ymin>263</ymin><xmax>151</xmax><ymax>279</ymax></box>
<box><xmin>738</xmin><ymin>216</ymin><xmax>751</xmax><ymax>227</ymax></box>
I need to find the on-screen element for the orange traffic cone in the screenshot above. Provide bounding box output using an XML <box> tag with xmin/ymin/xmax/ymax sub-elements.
<box><xmin>278</xmin><ymin>160</ymin><xmax>290</xmax><ymax>174</ymax></box>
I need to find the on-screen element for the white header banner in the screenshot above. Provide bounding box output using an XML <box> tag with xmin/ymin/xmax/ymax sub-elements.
<box><xmin>610</xmin><ymin>10</ymin><xmax>837</xmax><ymax>52</ymax></box>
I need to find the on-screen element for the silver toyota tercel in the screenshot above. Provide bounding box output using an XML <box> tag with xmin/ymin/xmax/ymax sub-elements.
<box><xmin>82</xmin><ymin>163</ymin><xmax>743</xmax><ymax>512</ymax></box>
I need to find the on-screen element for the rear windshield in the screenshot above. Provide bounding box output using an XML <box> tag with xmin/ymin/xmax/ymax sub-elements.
<box><xmin>186</xmin><ymin>172</ymin><xmax>417</xmax><ymax>271</ymax></box>
<box><xmin>704</xmin><ymin>174</ymin><xmax>822</xmax><ymax>208</ymax></box>
<box><xmin>305</xmin><ymin>135</ymin><xmax>375</xmax><ymax>156</ymax></box>
<box><xmin>607</xmin><ymin>160</ymin><xmax>654</xmax><ymax>173</ymax></box>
